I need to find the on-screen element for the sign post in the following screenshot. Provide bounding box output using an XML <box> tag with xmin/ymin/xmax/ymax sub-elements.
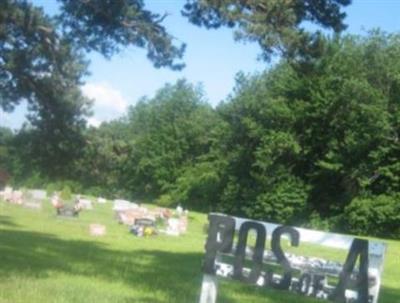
<box><xmin>199</xmin><ymin>213</ymin><xmax>386</xmax><ymax>303</ymax></box>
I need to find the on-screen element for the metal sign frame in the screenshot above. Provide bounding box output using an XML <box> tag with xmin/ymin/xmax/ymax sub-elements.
<box><xmin>199</xmin><ymin>213</ymin><xmax>386</xmax><ymax>303</ymax></box>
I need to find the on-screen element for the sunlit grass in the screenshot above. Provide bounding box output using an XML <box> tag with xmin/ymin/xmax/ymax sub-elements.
<box><xmin>0</xmin><ymin>199</ymin><xmax>399</xmax><ymax>302</ymax></box>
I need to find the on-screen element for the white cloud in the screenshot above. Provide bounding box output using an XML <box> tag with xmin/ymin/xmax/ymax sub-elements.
<box><xmin>87</xmin><ymin>117</ymin><xmax>102</xmax><ymax>128</ymax></box>
<box><xmin>81</xmin><ymin>82</ymin><xmax>129</xmax><ymax>125</ymax></box>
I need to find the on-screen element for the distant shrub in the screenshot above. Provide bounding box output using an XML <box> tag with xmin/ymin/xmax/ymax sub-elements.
<box><xmin>21</xmin><ymin>172</ymin><xmax>47</xmax><ymax>188</ymax></box>
<box><xmin>304</xmin><ymin>212</ymin><xmax>332</xmax><ymax>232</ymax></box>
<box><xmin>84</xmin><ymin>186</ymin><xmax>104</xmax><ymax>197</ymax></box>
<box><xmin>60</xmin><ymin>186</ymin><xmax>73</xmax><ymax>201</ymax></box>
<box><xmin>46</xmin><ymin>183</ymin><xmax>58</xmax><ymax>196</ymax></box>
<box><xmin>61</xmin><ymin>180</ymin><xmax>83</xmax><ymax>194</ymax></box>
<box><xmin>156</xmin><ymin>194</ymin><xmax>175</xmax><ymax>207</ymax></box>
<box><xmin>243</xmin><ymin>176</ymin><xmax>309</xmax><ymax>225</ymax></box>
<box><xmin>45</xmin><ymin>180</ymin><xmax>83</xmax><ymax>197</ymax></box>
<box><xmin>344</xmin><ymin>194</ymin><xmax>400</xmax><ymax>238</ymax></box>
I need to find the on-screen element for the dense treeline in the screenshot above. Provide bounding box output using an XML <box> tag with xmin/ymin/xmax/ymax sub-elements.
<box><xmin>1</xmin><ymin>32</ymin><xmax>400</xmax><ymax>238</ymax></box>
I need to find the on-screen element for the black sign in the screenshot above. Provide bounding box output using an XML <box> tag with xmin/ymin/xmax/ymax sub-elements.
<box><xmin>202</xmin><ymin>214</ymin><xmax>378</xmax><ymax>303</ymax></box>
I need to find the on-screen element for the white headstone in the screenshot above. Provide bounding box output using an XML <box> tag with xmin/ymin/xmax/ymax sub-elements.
<box><xmin>176</xmin><ymin>205</ymin><xmax>183</xmax><ymax>216</ymax></box>
<box><xmin>11</xmin><ymin>190</ymin><xmax>23</xmax><ymax>204</ymax></box>
<box><xmin>97</xmin><ymin>197</ymin><xmax>107</xmax><ymax>204</ymax></box>
<box><xmin>113</xmin><ymin>199</ymin><xmax>138</xmax><ymax>211</ymax></box>
<box><xmin>89</xmin><ymin>224</ymin><xmax>106</xmax><ymax>236</ymax></box>
<box><xmin>166</xmin><ymin>218</ymin><xmax>181</xmax><ymax>236</ymax></box>
<box><xmin>29</xmin><ymin>189</ymin><xmax>47</xmax><ymax>200</ymax></box>
<box><xmin>1</xmin><ymin>187</ymin><xmax>13</xmax><ymax>201</ymax></box>
<box><xmin>78</xmin><ymin>198</ymin><xmax>93</xmax><ymax>210</ymax></box>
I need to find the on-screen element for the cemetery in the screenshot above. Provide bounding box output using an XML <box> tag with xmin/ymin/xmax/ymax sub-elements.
<box><xmin>0</xmin><ymin>187</ymin><xmax>399</xmax><ymax>303</ymax></box>
<box><xmin>1</xmin><ymin>1</ymin><xmax>400</xmax><ymax>302</ymax></box>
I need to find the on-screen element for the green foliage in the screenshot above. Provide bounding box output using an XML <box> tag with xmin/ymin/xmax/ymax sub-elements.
<box><xmin>0</xmin><ymin>0</ymin><xmax>187</xmax><ymax>181</ymax></box>
<box><xmin>243</xmin><ymin>175</ymin><xmax>309</xmax><ymax>225</ymax></box>
<box><xmin>304</xmin><ymin>212</ymin><xmax>333</xmax><ymax>232</ymax></box>
<box><xmin>123</xmin><ymin>80</ymin><xmax>221</xmax><ymax>199</ymax></box>
<box><xmin>170</xmin><ymin>161</ymin><xmax>223</xmax><ymax>210</ymax></box>
<box><xmin>344</xmin><ymin>195</ymin><xmax>400</xmax><ymax>238</ymax></box>
<box><xmin>0</xmin><ymin>1</ymin><xmax>92</xmax><ymax>178</ymax></box>
<box><xmin>0</xmin><ymin>127</ymin><xmax>13</xmax><ymax>185</ymax></box>
<box><xmin>1</xmin><ymin>0</ymin><xmax>185</xmax><ymax>113</ymax></box>
<box><xmin>58</xmin><ymin>0</ymin><xmax>185</xmax><ymax>69</ymax></box>
<box><xmin>19</xmin><ymin>172</ymin><xmax>46</xmax><ymax>189</ymax></box>
<box><xmin>202</xmin><ymin>31</ymin><xmax>400</xmax><ymax>236</ymax></box>
<box><xmin>59</xmin><ymin>185</ymin><xmax>73</xmax><ymax>201</ymax></box>
<box><xmin>84</xmin><ymin>186</ymin><xmax>106</xmax><ymax>198</ymax></box>
<box><xmin>156</xmin><ymin>194</ymin><xmax>175</xmax><ymax>208</ymax></box>
<box><xmin>4</xmin><ymin>31</ymin><xmax>400</xmax><ymax>238</ymax></box>
<box><xmin>183</xmin><ymin>0</ymin><xmax>351</xmax><ymax>61</ymax></box>
<box><xmin>45</xmin><ymin>183</ymin><xmax>58</xmax><ymax>197</ymax></box>
<box><xmin>45</xmin><ymin>181</ymin><xmax>82</xmax><ymax>197</ymax></box>
<box><xmin>73</xmin><ymin>119</ymin><xmax>131</xmax><ymax>194</ymax></box>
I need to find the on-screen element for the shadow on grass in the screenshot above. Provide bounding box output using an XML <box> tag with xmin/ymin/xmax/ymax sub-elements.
<box><xmin>0</xmin><ymin>229</ymin><xmax>203</xmax><ymax>301</ymax></box>
<box><xmin>379</xmin><ymin>286</ymin><xmax>400</xmax><ymax>303</ymax></box>
<box><xmin>0</xmin><ymin>215</ymin><xmax>20</xmax><ymax>227</ymax></box>
<box><xmin>0</xmin><ymin>229</ymin><xmax>397</xmax><ymax>303</ymax></box>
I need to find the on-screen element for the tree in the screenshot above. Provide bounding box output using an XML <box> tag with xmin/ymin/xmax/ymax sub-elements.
<box><xmin>208</xmin><ymin>31</ymin><xmax>400</xmax><ymax>234</ymax></box>
<box><xmin>1</xmin><ymin>0</ymin><xmax>352</xmax><ymax>122</ymax></box>
<box><xmin>1</xmin><ymin>0</ymin><xmax>186</xmax><ymax>119</ymax></box>
<box><xmin>211</xmin><ymin>71</ymin><xmax>309</xmax><ymax>224</ymax></box>
<box><xmin>0</xmin><ymin>0</ymin><xmax>186</xmax><ymax>179</ymax></box>
<box><xmin>58</xmin><ymin>0</ymin><xmax>185</xmax><ymax>69</ymax></box>
<box><xmin>123</xmin><ymin>80</ymin><xmax>220</xmax><ymax>201</ymax></box>
<box><xmin>73</xmin><ymin>118</ymin><xmax>132</xmax><ymax>196</ymax></box>
<box><xmin>0</xmin><ymin>127</ymin><xmax>13</xmax><ymax>184</ymax></box>
<box><xmin>182</xmin><ymin>0</ymin><xmax>351</xmax><ymax>61</ymax></box>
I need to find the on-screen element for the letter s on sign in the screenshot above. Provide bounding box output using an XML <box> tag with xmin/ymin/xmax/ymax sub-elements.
<box><xmin>267</xmin><ymin>226</ymin><xmax>300</xmax><ymax>290</ymax></box>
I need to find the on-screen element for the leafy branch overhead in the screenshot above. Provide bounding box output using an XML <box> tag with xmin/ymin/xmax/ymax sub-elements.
<box><xmin>0</xmin><ymin>0</ymin><xmax>186</xmax><ymax>173</ymax></box>
<box><xmin>58</xmin><ymin>0</ymin><xmax>186</xmax><ymax>70</ymax></box>
<box><xmin>182</xmin><ymin>0</ymin><xmax>351</xmax><ymax>60</ymax></box>
<box><xmin>1</xmin><ymin>0</ymin><xmax>351</xmax><ymax>121</ymax></box>
<box><xmin>0</xmin><ymin>0</ymin><xmax>186</xmax><ymax>112</ymax></box>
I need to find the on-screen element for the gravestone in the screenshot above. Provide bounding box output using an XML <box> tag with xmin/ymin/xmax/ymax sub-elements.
<box><xmin>0</xmin><ymin>186</ymin><xmax>12</xmax><ymax>201</ymax></box>
<box><xmin>57</xmin><ymin>206</ymin><xmax>79</xmax><ymax>217</ymax></box>
<box><xmin>130</xmin><ymin>218</ymin><xmax>156</xmax><ymax>237</ymax></box>
<box><xmin>28</xmin><ymin>189</ymin><xmax>47</xmax><ymax>200</ymax></box>
<box><xmin>97</xmin><ymin>197</ymin><xmax>107</xmax><ymax>204</ymax></box>
<box><xmin>77</xmin><ymin>197</ymin><xmax>93</xmax><ymax>210</ymax></box>
<box><xmin>89</xmin><ymin>223</ymin><xmax>106</xmax><ymax>236</ymax></box>
<box><xmin>113</xmin><ymin>199</ymin><xmax>138</xmax><ymax>211</ymax></box>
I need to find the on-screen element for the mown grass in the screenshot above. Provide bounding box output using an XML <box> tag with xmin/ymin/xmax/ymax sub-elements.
<box><xmin>0</xmin><ymin>198</ymin><xmax>399</xmax><ymax>303</ymax></box>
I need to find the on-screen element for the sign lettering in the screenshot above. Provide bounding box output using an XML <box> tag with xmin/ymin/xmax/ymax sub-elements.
<box><xmin>199</xmin><ymin>214</ymin><xmax>386</xmax><ymax>303</ymax></box>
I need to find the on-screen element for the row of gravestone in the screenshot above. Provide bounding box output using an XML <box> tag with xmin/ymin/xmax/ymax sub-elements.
<box><xmin>113</xmin><ymin>200</ymin><xmax>189</xmax><ymax>237</ymax></box>
<box><xmin>0</xmin><ymin>187</ymin><xmax>46</xmax><ymax>209</ymax></box>
<box><xmin>1</xmin><ymin>186</ymin><xmax>190</xmax><ymax>237</ymax></box>
<box><xmin>0</xmin><ymin>187</ymin><xmax>107</xmax><ymax>213</ymax></box>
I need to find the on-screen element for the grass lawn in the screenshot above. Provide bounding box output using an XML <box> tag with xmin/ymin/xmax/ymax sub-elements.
<box><xmin>0</xmin><ymin>198</ymin><xmax>399</xmax><ymax>303</ymax></box>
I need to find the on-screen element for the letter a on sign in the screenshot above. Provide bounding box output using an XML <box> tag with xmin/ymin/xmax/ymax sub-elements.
<box><xmin>199</xmin><ymin>214</ymin><xmax>386</xmax><ymax>303</ymax></box>
<box><xmin>330</xmin><ymin>239</ymin><xmax>369</xmax><ymax>303</ymax></box>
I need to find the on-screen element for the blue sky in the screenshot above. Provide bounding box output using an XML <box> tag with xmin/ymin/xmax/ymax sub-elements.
<box><xmin>1</xmin><ymin>0</ymin><xmax>400</xmax><ymax>129</ymax></box>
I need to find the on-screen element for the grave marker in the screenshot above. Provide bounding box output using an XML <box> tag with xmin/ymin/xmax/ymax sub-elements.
<box><xmin>29</xmin><ymin>189</ymin><xmax>47</xmax><ymax>200</ymax></box>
